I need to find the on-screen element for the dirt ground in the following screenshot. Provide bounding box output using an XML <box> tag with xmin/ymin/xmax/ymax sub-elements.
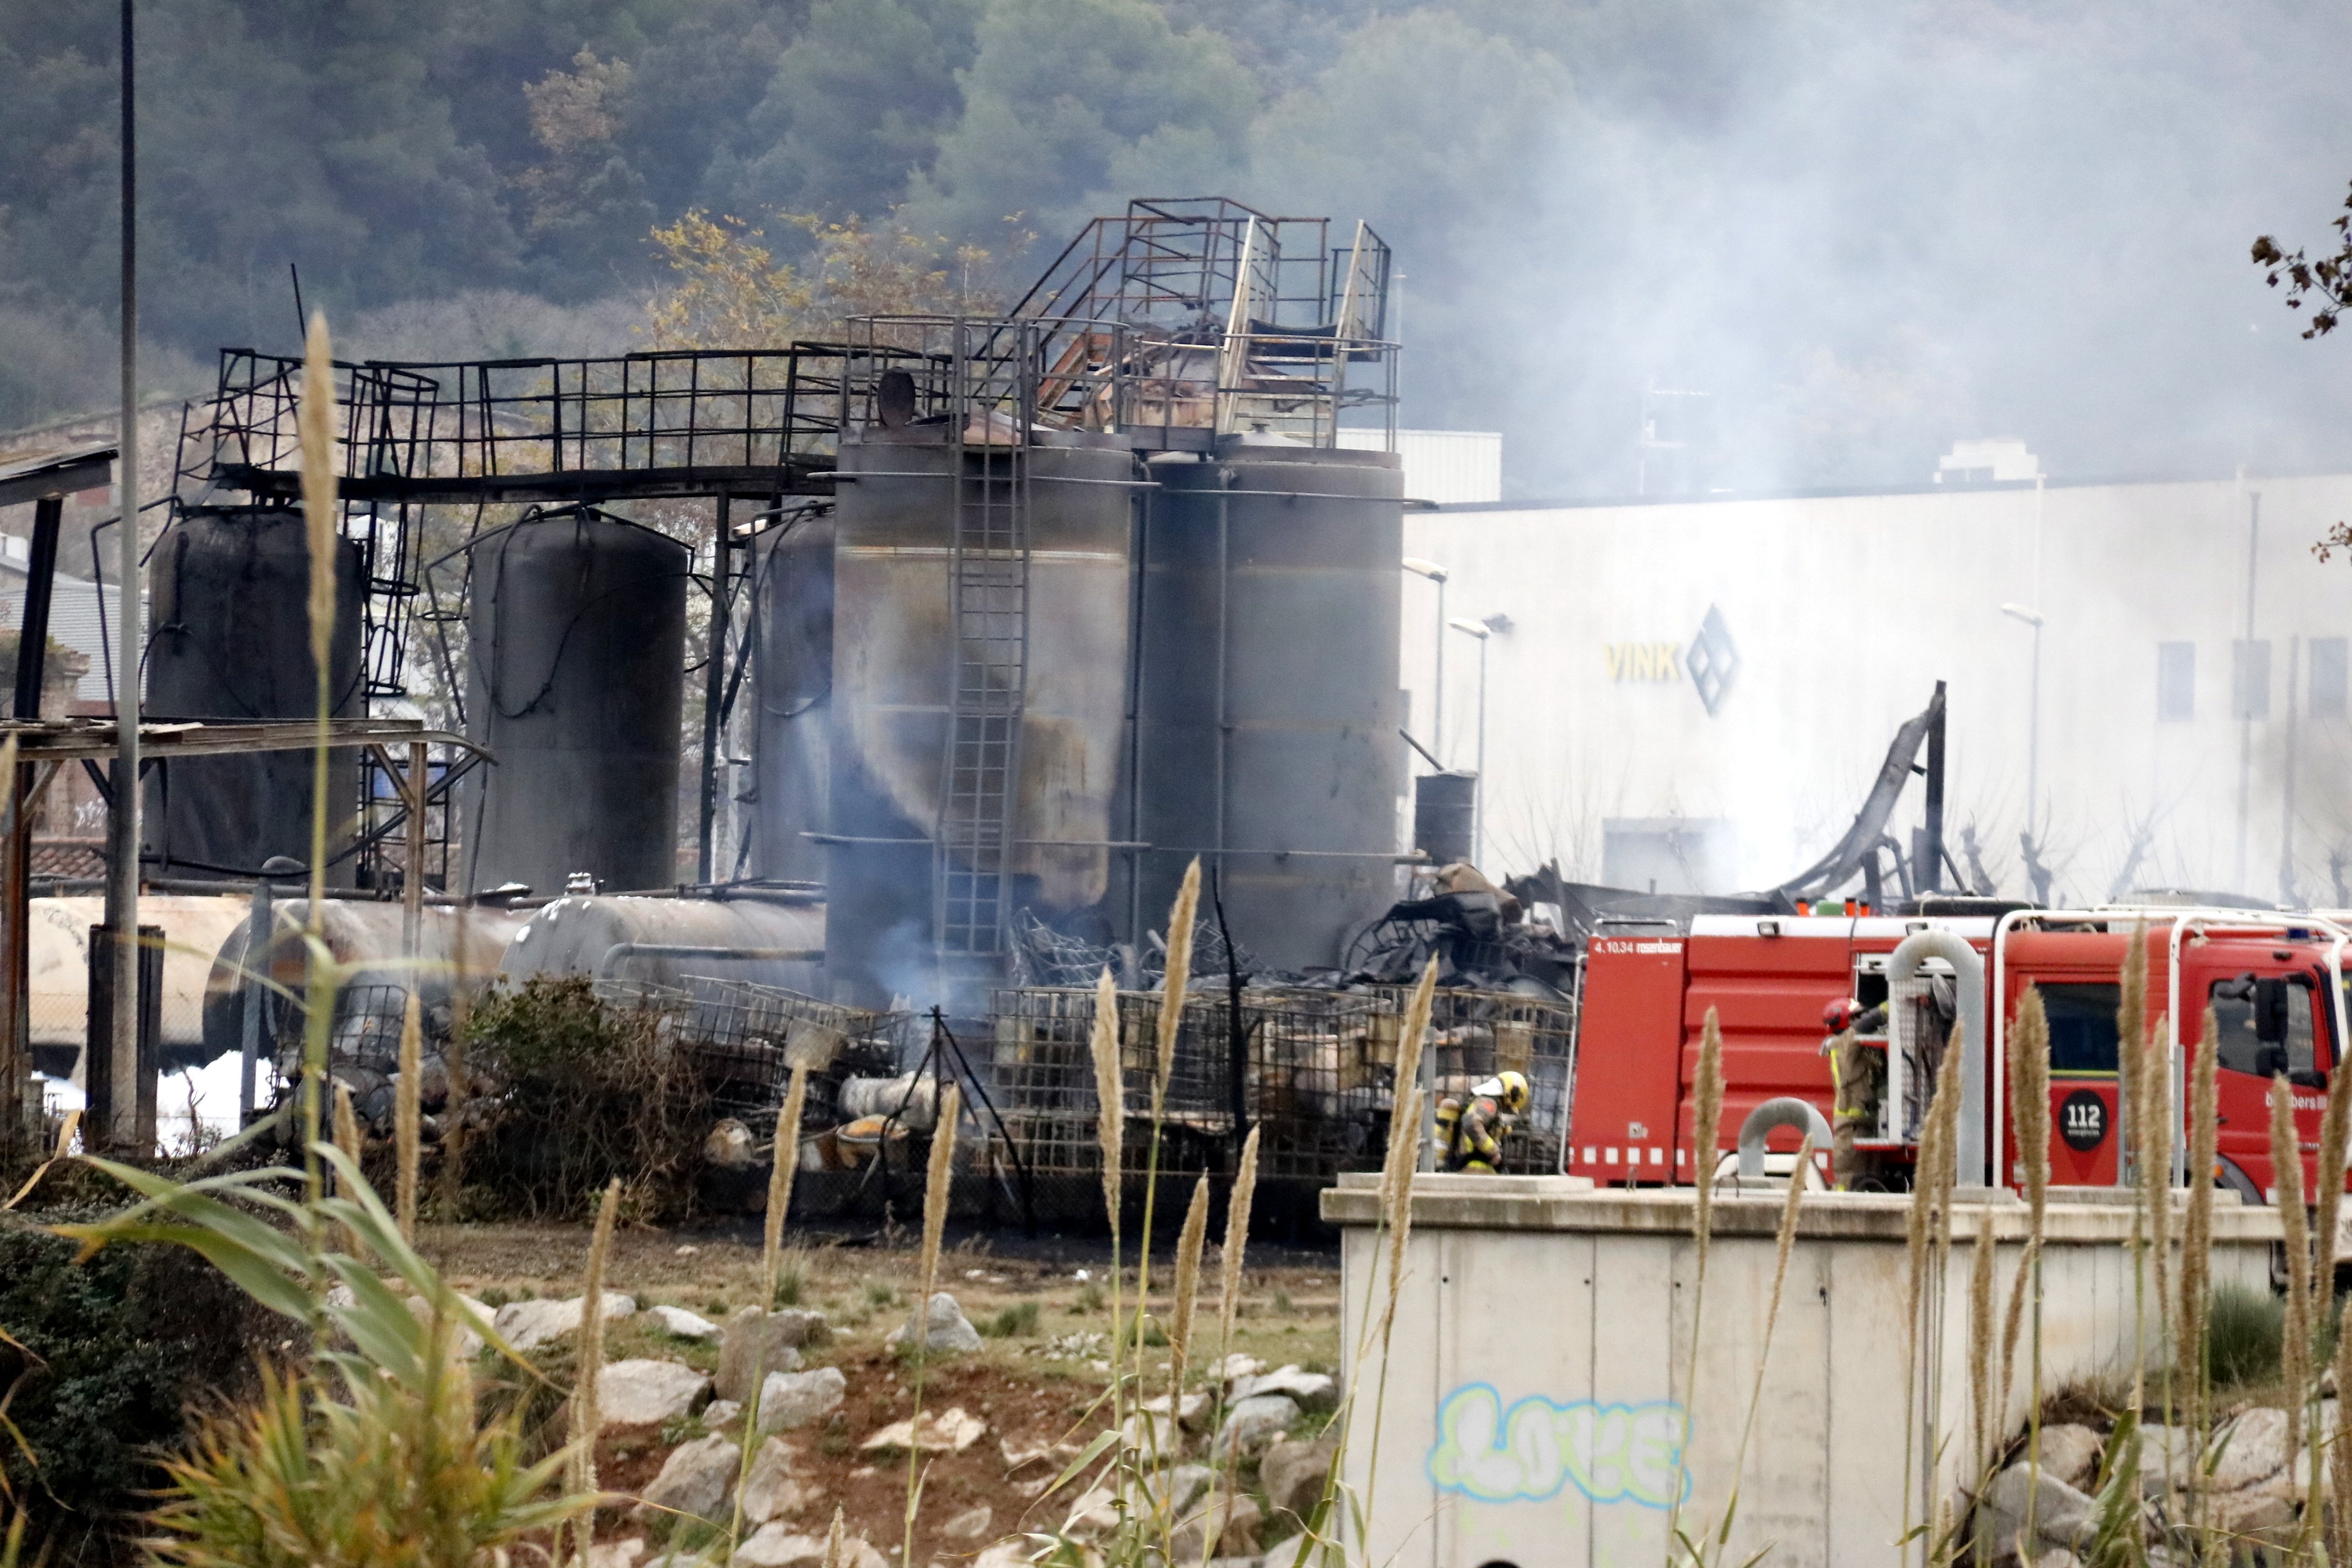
<box><xmin>416</xmin><ymin>1221</ymin><xmax>1346</xmax><ymax>1564</ymax></box>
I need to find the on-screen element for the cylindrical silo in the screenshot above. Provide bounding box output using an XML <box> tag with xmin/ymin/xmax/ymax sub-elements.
<box><xmin>141</xmin><ymin>504</ymin><xmax>364</xmax><ymax>884</ymax></box>
<box><xmin>1133</xmin><ymin>442</ymin><xmax>1405</xmax><ymax>972</ymax></box>
<box><xmin>826</xmin><ymin>431</ymin><xmax>1137</xmax><ymax>1008</ymax></box>
<box><xmin>752</xmin><ymin>510</ymin><xmax>833</xmax><ymax>886</ymax></box>
<box><xmin>463</xmin><ymin>510</ymin><xmax>689</xmax><ymax>898</ymax></box>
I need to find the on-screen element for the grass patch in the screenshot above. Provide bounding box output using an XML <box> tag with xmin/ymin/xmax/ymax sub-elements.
<box><xmin>2206</xmin><ymin>1282</ymin><xmax>2283</xmax><ymax>1389</ymax></box>
<box><xmin>774</xmin><ymin>1251</ymin><xmax>809</xmax><ymax>1308</ymax></box>
<box><xmin>983</xmin><ymin>1301</ymin><xmax>1042</xmax><ymax>1338</ymax></box>
<box><xmin>1074</xmin><ymin>1281</ymin><xmax>1106</xmax><ymax>1314</ymax></box>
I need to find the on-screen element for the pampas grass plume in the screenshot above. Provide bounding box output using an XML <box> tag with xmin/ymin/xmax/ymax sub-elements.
<box><xmin>2180</xmin><ymin>1008</ymin><xmax>2220</xmax><ymax>1414</ymax></box>
<box><xmin>1157</xmin><ymin>858</ymin><xmax>1200</xmax><ymax>1101</ymax></box>
<box><xmin>1169</xmin><ymin>1172</ymin><xmax>1210</xmax><ymax>1384</ymax></box>
<box><xmin>1090</xmin><ymin>966</ymin><xmax>1125</xmax><ymax>1234</ymax></box>
<box><xmin>572</xmin><ymin>1178</ymin><xmax>620</xmax><ymax>1562</ymax></box>
<box><xmin>1970</xmin><ymin>1205</ymin><xmax>1997</xmax><ymax>1473</ymax></box>
<box><xmin>1221</xmin><ymin>1124</ymin><xmax>1260</xmax><ymax>1335</ymax></box>
<box><xmin>917</xmin><ymin>1082</ymin><xmax>963</xmax><ymax>1326</ymax></box>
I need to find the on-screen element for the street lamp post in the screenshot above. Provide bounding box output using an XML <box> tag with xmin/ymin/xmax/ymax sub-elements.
<box><xmin>2002</xmin><ymin>602</ymin><xmax>2045</xmax><ymax>837</ymax></box>
<box><xmin>1448</xmin><ymin>617</ymin><xmax>1491</xmax><ymax>867</ymax></box>
<box><xmin>1403</xmin><ymin>558</ymin><xmax>1448</xmax><ymax>760</ymax></box>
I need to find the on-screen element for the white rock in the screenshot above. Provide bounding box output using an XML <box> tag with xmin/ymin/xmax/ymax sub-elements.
<box><xmin>741</xmin><ymin>1436</ymin><xmax>813</xmax><ymax>1523</ymax></box>
<box><xmin>717</xmin><ymin>1308</ymin><xmax>826</xmax><ymax>1402</ymax></box>
<box><xmin>597</xmin><ymin>1360</ymin><xmax>711</xmax><ymax>1432</ymax></box>
<box><xmin>1216</xmin><ymin>1394</ymin><xmax>1299</xmax><ymax>1457</ymax></box>
<box><xmin>1232</xmin><ymin>1365</ymin><xmax>1337</xmax><ymax>1412</ymax></box>
<box><xmin>1261</xmin><ymin>1433</ymin><xmax>1340</xmax><ymax>1523</ymax></box>
<box><xmin>970</xmin><ymin>1544</ymin><xmax>1035</xmax><ymax>1568</ymax></box>
<box><xmin>884</xmin><ymin>1292</ymin><xmax>984</xmax><ymax>1355</ymax></box>
<box><xmin>1211</xmin><ymin>1353</ymin><xmax>1265</xmax><ymax>1386</ymax></box>
<box><xmin>1120</xmin><ymin>1408</ymin><xmax>1184</xmax><ymax>1460</ymax></box>
<box><xmin>703</xmin><ymin>1400</ymin><xmax>742</xmax><ymax>1430</ymax></box>
<box><xmin>492</xmin><ymin>1292</ymin><xmax>638</xmax><ymax>1352</ymax></box>
<box><xmin>755</xmin><ymin>1367</ymin><xmax>847</xmax><ymax>1433</ymax></box>
<box><xmin>1145</xmin><ymin>1463</ymin><xmax>1217</xmax><ymax>1519</ymax></box>
<box><xmin>1171</xmin><ymin>1491</ymin><xmax>1262</xmax><ymax>1560</ymax></box>
<box><xmin>630</xmin><ymin>1433</ymin><xmax>737</xmax><ymax>1523</ymax></box>
<box><xmin>2034</xmin><ymin>1424</ymin><xmax>2102</xmax><ymax>1491</ymax></box>
<box><xmin>2204</xmin><ymin>1407</ymin><xmax>2289</xmax><ymax>1491</ymax></box>
<box><xmin>585</xmin><ymin>1538</ymin><xmax>647</xmax><ymax>1568</ymax></box>
<box><xmin>736</xmin><ymin>1527</ymin><xmax>886</xmax><ymax>1568</ymax></box>
<box><xmin>403</xmin><ymin>1292</ymin><xmax>493</xmax><ymax>1360</ymax></box>
<box><xmin>1062</xmin><ymin>1486</ymin><xmax>1121</xmax><ymax>1538</ymax></box>
<box><xmin>2207</xmin><ymin>1482</ymin><xmax>2296</xmax><ymax>1545</ymax></box>
<box><xmin>940</xmin><ymin>1504</ymin><xmax>994</xmax><ymax>1542</ymax></box>
<box><xmin>861</xmin><ymin>1406</ymin><xmax>987</xmax><ymax>1453</ymax></box>
<box><xmin>1140</xmin><ymin>1390</ymin><xmax>1213</xmax><ymax>1430</ymax></box>
<box><xmin>1978</xmin><ymin>1465</ymin><xmax>2097</xmax><ymax>1556</ymax></box>
<box><xmin>650</xmin><ymin>1304</ymin><xmax>723</xmax><ymax>1342</ymax></box>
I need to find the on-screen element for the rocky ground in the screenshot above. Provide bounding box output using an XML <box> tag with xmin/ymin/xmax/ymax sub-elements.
<box><xmin>412</xmin><ymin>1223</ymin><xmax>1347</xmax><ymax>1568</ymax></box>
<box><xmin>1977</xmin><ymin>1401</ymin><xmax>2334</xmax><ymax>1563</ymax></box>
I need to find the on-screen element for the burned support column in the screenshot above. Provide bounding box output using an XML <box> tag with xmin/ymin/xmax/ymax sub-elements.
<box><xmin>86</xmin><ymin>923</ymin><xmax>162</xmax><ymax>1154</ymax></box>
<box><xmin>1912</xmin><ymin>679</ymin><xmax>1948</xmax><ymax>895</ymax></box>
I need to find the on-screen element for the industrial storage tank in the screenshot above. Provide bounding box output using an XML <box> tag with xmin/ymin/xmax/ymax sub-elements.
<box><xmin>826</xmin><ymin>431</ymin><xmax>1138</xmax><ymax>1007</ymax></box>
<box><xmin>496</xmin><ymin>892</ymin><xmax>825</xmax><ymax>997</ymax></box>
<box><xmin>752</xmin><ymin>511</ymin><xmax>833</xmax><ymax>886</ymax></box>
<box><xmin>462</xmin><ymin>510</ymin><xmax>689</xmax><ymax>898</ymax></box>
<box><xmin>1133</xmin><ymin>442</ymin><xmax>1405</xmax><ymax>971</ymax></box>
<box><xmin>142</xmin><ymin>505</ymin><xmax>364</xmax><ymax>883</ymax></box>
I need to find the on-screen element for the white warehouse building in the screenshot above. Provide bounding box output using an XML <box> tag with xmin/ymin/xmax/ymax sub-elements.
<box><xmin>1400</xmin><ymin>464</ymin><xmax>2352</xmax><ymax>909</ymax></box>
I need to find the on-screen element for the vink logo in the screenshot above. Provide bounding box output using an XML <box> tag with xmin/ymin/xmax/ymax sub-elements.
<box><xmin>1603</xmin><ymin>603</ymin><xmax>1739</xmax><ymax>717</ymax></box>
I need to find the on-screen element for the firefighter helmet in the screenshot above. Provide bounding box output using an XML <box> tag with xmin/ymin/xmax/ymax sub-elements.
<box><xmin>1473</xmin><ymin>1071</ymin><xmax>1531</xmax><ymax>1115</ymax></box>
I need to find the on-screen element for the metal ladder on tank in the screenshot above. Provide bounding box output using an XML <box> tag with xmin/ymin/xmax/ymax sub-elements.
<box><xmin>933</xmin><ymin>324</ymin><xmax>1033</xmax><ymax>967</ymax></box>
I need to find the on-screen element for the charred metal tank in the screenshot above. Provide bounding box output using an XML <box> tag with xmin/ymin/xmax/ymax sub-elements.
<box><xmin>496</xmin><ymin>892</ymin><xmax>825</xmax><ymax>997</ymax></box>
<box><xmin>752</xmin><ymin>511</ymin><xmax>833</xmax><ymax>886</ymax></box>
<box><xmin>1133</xmin><ymin>443</ymin><xmax>1405</xmax><ymax>971</ymax></box>
<box><xmin>141</xmin><ymin>505</ymin><xmax>364</xmax><ymax>883</ymax></box>
<box><xmin>826</xmin><ymin>431</ymin><xmax>1137</xmax><ymax>1007</ymax></box>
<box><xmin>462</xmin><ymin>511</ymin><xmax>689</xmax><ymax>898</ymax></box>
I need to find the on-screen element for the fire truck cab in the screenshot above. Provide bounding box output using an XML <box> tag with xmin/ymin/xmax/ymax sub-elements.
<box><xmin>1567</xmin><ymin>908</ymin><xmax>2352</xmax><ymax>1199</ymax></box>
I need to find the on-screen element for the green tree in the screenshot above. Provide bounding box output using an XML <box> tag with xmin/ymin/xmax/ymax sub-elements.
<box><xmin>909</xmin><ymin>0</ymin><xmax>1257</xmax><ymax>238</ymax></box>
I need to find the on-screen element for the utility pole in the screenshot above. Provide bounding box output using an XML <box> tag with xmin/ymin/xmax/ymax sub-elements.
<box><xmin>106</xmin><ymin>0</ymin><xmax>144</xmax><ymax>1152</ymax></box>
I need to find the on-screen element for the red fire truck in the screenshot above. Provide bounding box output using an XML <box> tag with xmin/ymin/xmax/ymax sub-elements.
<box><xmin>1565</xmin><ymin>907</ymin><xmax>2352</xmax><ymax>1199</ymax></box>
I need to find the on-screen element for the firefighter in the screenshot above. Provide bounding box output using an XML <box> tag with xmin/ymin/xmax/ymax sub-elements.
<box><xmin>1434</xmin><ymin>1071</ymin><xmax>1530</xmax><ymax>1172</ymax></box>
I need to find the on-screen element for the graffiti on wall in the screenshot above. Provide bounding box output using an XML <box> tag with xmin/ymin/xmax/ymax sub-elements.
<box><xmin>1426</xmin><ymin>1384</ymin><xmax>1689</xmax><ymax>1509</ymax></box>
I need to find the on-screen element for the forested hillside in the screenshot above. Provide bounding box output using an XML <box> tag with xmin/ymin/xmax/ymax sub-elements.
<box><xmin>6</xmin><ymin>0</ymin><xmax>2351</xmax><ymax>496</ymax></box>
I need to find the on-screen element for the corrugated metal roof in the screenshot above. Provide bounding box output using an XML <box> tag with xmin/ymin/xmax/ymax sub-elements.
<box><xmin>0</xmin><ymin>560</ymin><xmax>145</xmax><ymax>703</ymax></box>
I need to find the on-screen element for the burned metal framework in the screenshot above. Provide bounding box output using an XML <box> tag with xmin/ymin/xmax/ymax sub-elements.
<box><xmin>986</xmin><ymin>982</ymin><xmax>1574</xmax><ymax>1188</ymax></box>
<box><xmin>1012</xmin><ymin>197</ymin><xmax>1398</xmax><ymax>448</ymax></box>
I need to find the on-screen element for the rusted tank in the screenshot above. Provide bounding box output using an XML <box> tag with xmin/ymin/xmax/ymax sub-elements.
<box><xmin>826</xmin><ymin>429</ymin><xmax>1137</xmax><ymax>1005</ymax></box>
<box><xmin>494</xmin><ymin>892</ymin><xmax>826</xmax><ymax>996</ymax></box>
<box><xmin>205</xmin><ymin>900</ymin><xmax>528</xmax><ymax>1067</ymax></box>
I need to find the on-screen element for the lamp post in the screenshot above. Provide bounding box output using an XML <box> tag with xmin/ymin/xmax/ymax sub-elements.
<box><xmin>1403</xmin><ymin>557</ymin><xmax>1448</xmax><ymax>760</ymax></box>
<box><xmin>1448</xmin><ymin>617</ymin><xmax>1491</xmax><ymax>868</ymax></box>
<box><xmin>2001</xmin><ymin>602</ymin><xmax>2044</xmax><ymax>837</ymax></box>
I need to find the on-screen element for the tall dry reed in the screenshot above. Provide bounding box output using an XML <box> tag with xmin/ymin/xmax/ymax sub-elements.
<box><xmin>2138</xmin><ymin>1011</ymin><xmax>2174</xmax><ymax>1364</ymax></box>
<box><xmin>1904</xmin><ymin>1024</ymin><xmax>1967</xmax><ymax>1565</ymax></box>
<box><xmin>765</xmin><ymin>1064</ymin><xmax>811</xmax><ymax>1305</ymax></box>
<box><xmin>1667</xmin><ymin>1007</ymin><xmax>1728</xmax><ymax>1561</ymax></box>
<box><xmin>2270</xmin><ymin>1072</ymin><xmax>2312</xmax><ymax>1483</ymax></box>
<box><xmin>571</xmin><ymin>1178</ymin><xmax>620</xmax><ymax>1565</ymax></box>
<box><xmin>2332</xmin><ymin>1297</ymin><xmax>2352</xmax><ymax>1566</ymax></box>
<box><xmin>1999</xmin><ymin>987</ymin><xmax>2050</xmax><ymax>1420</ymax></box>
<box><xmin>2117</xmin><ymin>925</ymin><xmax>2152</xmax><ymax>1406</ymax></box>
<box><xmin>395</xmin><ymin>991</ymin><xmax>422</xmax><ymax>1242</ymax></box>
<box><xmin>293</xmin><ymin>314</ymin><xmax>339</xmax><ymax>1205</ymax></box>
<box><xmin>1135</xmin><ymin>859</ymin><xmax>1201</xmax><ymax>1322</ymax></box>
<box><xmin>903</xmin><ymin>1082</ymin><xmax>963</xmax><ymax>1564</ymax></box>
<box><xmin>1168</xmin><ymin>1173</ymin><xmax>1210</xmax><ymax>1392</ymax></box>
<box><xmin>1968</xmin><ymin>1205</ymin><xmax>1997</xmax><ymax>1494</ymax></box>
<box><xmin>2310</xmin><ymin>1029</ymin><xmax>2352</xmax><ymax>1342</ymax></box>
<box><xmin>1218</xmin><ymin>1124</ymin><xmax>1260</xmax><ymax>1354</ymax></box>
<box><xmin>2178</xmin><ymin>1009</ymin><xmax>2219</xmax><ymax>1422</ymax></box>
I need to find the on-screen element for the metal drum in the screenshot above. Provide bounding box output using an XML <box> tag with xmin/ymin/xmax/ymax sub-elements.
<box><xmin>463</xmin><ymin>511</ymin><xmax>689</xmax><ymax>898</ymax></box>
<box><xmin>141</xmin><ymin>504</ymin><xmax>364</xmax><ymax>883</ymax></box>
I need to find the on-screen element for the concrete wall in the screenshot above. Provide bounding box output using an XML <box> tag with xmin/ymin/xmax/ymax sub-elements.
<box><xmin>1331</xmin><ymin>1174</ymin><xmax>2280</xmax><ymax>1568</ymax></box>
<box><xmin>1401</xmin><ymin>472</ymin><xmax>2352</xmax><ymax>903</ymax></box>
